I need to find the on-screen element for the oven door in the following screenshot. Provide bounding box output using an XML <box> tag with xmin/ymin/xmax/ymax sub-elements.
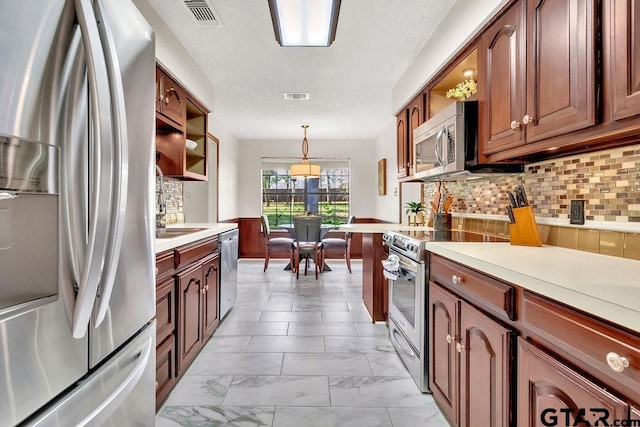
<box><xmin>387</xmin><ymin>250</ymin><xmax>424</xmax><ymax>350</ymax></box>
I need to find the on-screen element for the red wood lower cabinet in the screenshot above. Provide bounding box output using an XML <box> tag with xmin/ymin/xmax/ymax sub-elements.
<box><xmin>517</xmin><ymin>338</ymin><xmax>629</xmax><ymax>427</ymax></box>
<box><xmin>428</xmin><ymin>282</ymin><xmax>513</xmax><ymax>427</ymax></box>
<box><xmin>459</xmin><ymin>301</ymin><xmax>512</xmax><ymax>427</ymax></box>
<box><xmin>202</xmin><ymin>254</ymin><xmax>220</xmax><ymax>341</ymax></box>
<box><xmin>428</xmin><ymin>282</ymin><xmax>459</xmax><ymax>425</ymax></box>
<box><xmin>155</xmin><ymin>335</ymin><xmax>176</xmax><ymax>410</ymax></box>
<box><xmin>177</xmin><ymin>263</ymin><xmax>204</xmax><ymax>374</ymax></box>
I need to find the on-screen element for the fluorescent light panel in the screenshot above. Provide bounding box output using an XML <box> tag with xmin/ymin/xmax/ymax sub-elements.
<box><xmin>270</xmin><ymin>0</ymin><xmax>340</xmax><ymax>47</ymax></box>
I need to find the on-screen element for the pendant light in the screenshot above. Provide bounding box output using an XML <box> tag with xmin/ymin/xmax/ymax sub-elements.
<box><xmin>290</xmin><ymin>125</ymin><xmax>320</xmax><ymax>177</ymax></box>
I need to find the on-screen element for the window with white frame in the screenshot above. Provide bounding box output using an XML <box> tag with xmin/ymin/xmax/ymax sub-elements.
<box><xmin>261</xmin><ymin>158</ymin><xmax>350</xmax><ymax>227</ymax></box>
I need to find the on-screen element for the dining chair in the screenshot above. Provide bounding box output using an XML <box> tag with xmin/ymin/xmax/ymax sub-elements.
<box><xmin>260</xmin><ymin>214</ymin><xmax>295</xmax><ymax>272</ymax></box>
<box><xmin>292</xmin><ymin>216</ymin><xmax>323</xmax><ymax>279</ymax></box>
<box><xmin>321</xmin><ymin>215</ymin><xmax>356</xmax><ymax>273</ymax></box>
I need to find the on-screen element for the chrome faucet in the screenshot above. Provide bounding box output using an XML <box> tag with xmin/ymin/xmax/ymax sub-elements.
<box><xmin>156</xmin><ymin>164</ymin><xmax>166</xmax><ymax>233</ymax></box>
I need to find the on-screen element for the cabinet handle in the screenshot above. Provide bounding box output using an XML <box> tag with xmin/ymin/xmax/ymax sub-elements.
<box><xmin>451</xmin><ymin>275</ymin><xmax>462</xmax><ymax>284</ymax></box>
<box><xmin>522</xmin><ymin>114</ymin><xmax>533</xmax><ymax>125</ymax></box>
<box><xmin>606</xmin><ymin>352</ymin><xmax>629</xmax><ymax>373</ymax></box>
<box><xmin>456</xmin><ymin>342</ymin><xmax>465</xmax><ymax>353</ymax></box>
<box><xmin>155</xmin><ymin>267</ymin><xmax>159</xmax><ymax>275</ymax></box>
<box><xmin>446</xmin><ymin>334</ymin><xmax>453</xmax><ymax>344</ymax></box>
<box><xmin>510</xmin><ymin>120</ymin><xmax>520</xmax><ymax>130</ymax></box>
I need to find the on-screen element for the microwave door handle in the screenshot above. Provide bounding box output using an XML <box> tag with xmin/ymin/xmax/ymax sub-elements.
<box><xmin>435</xmin><ymin>126</ymin><xmax>447</xmax><ymax>168</ymax></box>
<box><xmin>92</xmin><ymin>0</ymin><xmax>129</xmax><ymax>327</ymax></box>
<box><xmin>72</xmin><ymin>0</ymin><xmax>115</xmax><ymax>339</ymax></box>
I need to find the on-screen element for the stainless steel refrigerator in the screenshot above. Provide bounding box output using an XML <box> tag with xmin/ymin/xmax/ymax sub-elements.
<box><xmin>0</xmin><ymin>0</ymin><xmax>156</xmax><ymax>425</ymax></box>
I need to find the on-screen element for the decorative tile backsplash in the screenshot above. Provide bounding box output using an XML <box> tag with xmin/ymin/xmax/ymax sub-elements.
<box><xmin>156</xmin><ymin>177</ymin><xmax>184</xmax><ymax>224</ymax></box>
<box><xmin>422</xmin><ymin>145</ymin><xmax>640</xmax><ymax>259</ymax></box>
<box><xmin>424</xmin><ymin>144</ymin><xmax>640</xmax><ymax>222</ymax></box>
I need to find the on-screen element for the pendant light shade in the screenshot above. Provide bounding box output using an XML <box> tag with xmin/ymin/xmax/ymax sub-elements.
<box><xmin>290</xmin><ymin>125</ymin><xmax>320</xmax><ymax>178</ymax></box>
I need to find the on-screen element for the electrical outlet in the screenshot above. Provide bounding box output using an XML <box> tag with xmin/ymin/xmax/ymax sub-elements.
<box><xmin>570</xmin><ymin>200</ymin><xmax>585</xmax><ymax>225</ymax></box>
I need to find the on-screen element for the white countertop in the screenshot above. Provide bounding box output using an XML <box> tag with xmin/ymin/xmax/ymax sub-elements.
<box><xmin>155</xmin><ymin>223</ymin><xmax>238</xmax><ymax>253</ymax></box>
<box><xmin>339</xmin><ymin>223</ymin><xmax>433</xmax><ymax>233</ymax></box>
<box><xmin>425</xmin><ymin>242</ymin><xmax>640</xmax><ymax>333</ymax></box>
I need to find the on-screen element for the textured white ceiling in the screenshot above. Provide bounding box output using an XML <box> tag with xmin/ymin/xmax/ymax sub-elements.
<box><xmin>146</xmin><ymin>0</ymin><xmax>456</xmax><ymax>140</ymax></box>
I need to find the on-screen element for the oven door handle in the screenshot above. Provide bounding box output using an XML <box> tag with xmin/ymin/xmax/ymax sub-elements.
<box><xmin>391</xmin><ymin>329</ymin><xmax>416</xmax><ymax>359</ymax></box>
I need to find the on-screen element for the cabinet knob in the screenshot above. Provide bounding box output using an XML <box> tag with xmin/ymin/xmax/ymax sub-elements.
<box><xmin>522</xmin><ymin>114</ymin><xmax>533</xmax><ymax>125</ymax></box>
<box><xmin>446</xmin><ymin>334</ymin><xmax>453</xmax><ymax>344</ymax></box>
<box><xmin>606</xmin><ymin>352</ymin><xmax>629</xmax><ymax>373</ymax></box>
<box><xmin>510</xmin><ymin>120</ymin><xmax>520</xmax><ymax>130</ymax></box>
<box><xmin>456</xmin><ymin>342</ymin><xmax>465</xmax><ymax>353</ymax></box>
<box><xmin>451</xmin><ymin>275</ymin><xmax>462</xmax><ymax>284</ymax></box>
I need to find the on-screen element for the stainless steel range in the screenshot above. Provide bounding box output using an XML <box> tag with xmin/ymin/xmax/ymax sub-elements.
<box><xmin>382</xmin><ymin>228</ymin><xmax>509</xmax><ymax>393</ymax></box>
<box><xmin>382</xmin><ymin>230</ymin><xmax>430</xmax><ymax>392</ymax></box>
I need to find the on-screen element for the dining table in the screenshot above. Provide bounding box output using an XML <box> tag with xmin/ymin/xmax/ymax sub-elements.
<box><xmin>277</xmin><ymin>223</ymin><xmax>336</xmax><ymax>271</ymax></box>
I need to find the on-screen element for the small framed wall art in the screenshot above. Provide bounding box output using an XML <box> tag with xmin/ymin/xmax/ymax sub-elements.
<box><xmin>378</xmin><ymin>158</ymin><xmax>387</xmax><ymax>195</ymax></box>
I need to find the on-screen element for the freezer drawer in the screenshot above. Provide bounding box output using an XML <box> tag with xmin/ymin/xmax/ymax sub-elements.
<box><xmin>24</xmin><ymin>321</ymin><xmax>156</xmax><ymax>427</ymax></box>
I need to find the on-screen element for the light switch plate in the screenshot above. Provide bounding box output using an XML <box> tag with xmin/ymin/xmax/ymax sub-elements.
<box><xmin>570</xmin><ymin>200</ymin><xmax>585</xmax><ymax>225</ymax></box>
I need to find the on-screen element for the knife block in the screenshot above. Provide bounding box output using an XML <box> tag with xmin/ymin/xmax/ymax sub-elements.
<box><xmin>509</xmin><ymin>206</ymin><xmax>542</xmax><ymax>247</ymax></box>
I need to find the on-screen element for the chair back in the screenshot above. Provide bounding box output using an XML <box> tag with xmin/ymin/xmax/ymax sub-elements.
<box><xmin>346</xmin><ymin>215</ymin><xmax>356</xmax><ymax>239</ymax></box>
<box><xmin>260</xmin><ymin>214</ymin><xmax>271</xmax><ymax>237</ymax></box>
<box><xmin>293</xmin><ymin>216</ymin><xmax>322</xmax><ymax>244</ymax></box>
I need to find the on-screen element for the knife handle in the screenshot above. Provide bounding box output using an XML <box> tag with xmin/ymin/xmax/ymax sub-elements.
<box><xmin>506</xmin><ymin>205</ymin><xmax>515</xmax><ymax>224</ymax></box>
<box><xmin>508</xmin><ymin>192</ymin><xmax>518</xmax><ymax>208</ymax></box>
<box><xmin>516</xmin><ymin>185</ymin><xmax>529</xmax><ymax>206</ymax></box>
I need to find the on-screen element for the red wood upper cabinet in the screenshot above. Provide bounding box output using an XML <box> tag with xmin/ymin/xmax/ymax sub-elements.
<box><xmin>479</xmin><ymin>0</ymin><xmax>527</xmax><ymax>154</ymax></box>
<box><xmin>524</xmin><ymin>0</ymin><xmax>597</xmax><ymax>143</ymax></box>
<box><xmin>157</xmin><ymin>70</ymin><xmax>185</xmax><ymax>128</ymax></box>
<box><xmin>407</xmin><ymin>91</ymin><xmax>426</xmax><ymax>176</ymax></box>
<box><xmin>480</xmin><ymin>0</ymin><xmax>597</xmax><ymax>156</ymax></box>
<box><xmin>607</xmin><ymin>0</ymin><xmax>640</xmax><ymax>121</ymax></box>
<box><xmin>396</xmin><ymin>109</ymin><xmax>409</xmax><ymax>178</ymax></box>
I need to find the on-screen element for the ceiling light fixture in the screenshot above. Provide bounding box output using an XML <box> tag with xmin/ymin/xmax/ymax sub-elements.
<box><xmin>290</xmin><ymin>125</ymin><xmax>320</xmax><ymax>177</ymax></box>
<box><xmin>268</xmin><ymin>0</ymin><xmax>341</xmax><ymax>47</ymax></box>
<box><xmin>463</xmin><ymin>68</ymin><xmax>475</xmax><ymax>78</ymax></box>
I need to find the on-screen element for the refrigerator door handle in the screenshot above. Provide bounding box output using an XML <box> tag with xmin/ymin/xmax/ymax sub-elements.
<box><xmin>76</xmin><ymin>336</ymin><xmax>152</xmax><ymax>426</ymax></box>
<box><xmin>92</xmin><ymin>0</ymin><xmax>130</xmax><ymax>327</ymax></box>
<box><xmin>71</xmin><ymin>0</ymin><xmax>115</xmax><ymax>339</ymax></box>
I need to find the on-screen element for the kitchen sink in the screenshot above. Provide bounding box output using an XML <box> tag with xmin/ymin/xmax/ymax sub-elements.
<box><xmin>155</xmin><ymin>227</ymin><xmax>208</xmax><ymax>239</ymax></box>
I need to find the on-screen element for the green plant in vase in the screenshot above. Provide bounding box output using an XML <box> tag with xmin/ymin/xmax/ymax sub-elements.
<box><xmin>405</xmin><ymin>201</ymin><xmax>426</xmax><ymax>225</ymax></box>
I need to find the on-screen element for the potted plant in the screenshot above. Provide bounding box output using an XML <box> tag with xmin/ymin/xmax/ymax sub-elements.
<box><xmin>405</xmin><ymin>201</ymin><xmax>426</xmax><ymax>225</ymax></box>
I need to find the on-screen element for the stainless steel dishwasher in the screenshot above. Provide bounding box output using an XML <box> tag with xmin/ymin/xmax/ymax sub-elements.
<box><xmin>219</xmin><ymin>229</ymin><xmax>238</xmax><ymax>319</ymax></box>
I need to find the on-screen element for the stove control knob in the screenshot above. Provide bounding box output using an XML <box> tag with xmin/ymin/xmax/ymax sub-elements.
<box><xmin>407</xmin><ymin>244</ymin><xmax>416</xmax><ymax>252</ymax></box>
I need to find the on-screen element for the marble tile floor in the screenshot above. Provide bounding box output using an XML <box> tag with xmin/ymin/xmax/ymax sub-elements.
<box><xmin>156</xmin><ymin>259</ymin><xmax>449</xmax><ymax>427</ymax></box>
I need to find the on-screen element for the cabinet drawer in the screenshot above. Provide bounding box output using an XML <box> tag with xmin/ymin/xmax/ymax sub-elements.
<box><xmin>156</xmin><ymin>250</ymin><xmax>175</xmax><ymax>281</ymax></box>
<box><xmin>430</xmin><ymin>254</ymin><xmax>515</xmax><ymax>320</ymax></box>
<box><xmin>156</xmin><ymin>278</ymin><xmax>176</xmax><ymax>345</ymax></box>
<box><xmin>175</xmin><ymin>236</ymin><xmax>218</xmax><ymax>271</ymax></box>
<box><xmin>523</xmin><ymin>291</ymin><xmax>640</xmax><ymax>400</ymax></box>
<box><xmin>156</xmin><ymin>334</ymin><xmax>176</xmax><ymax>409</ymax></box>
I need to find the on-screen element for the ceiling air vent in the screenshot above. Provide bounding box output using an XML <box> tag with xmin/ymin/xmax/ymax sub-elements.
<box><xmin>183</xmin><ymin>0</ymin><xmax>222</xmax><ymax>26</ymax></box>
<box><xmin>283</xmin><ymin>93</ymin><xmax>310</xmax><ymax>100</ymax></box>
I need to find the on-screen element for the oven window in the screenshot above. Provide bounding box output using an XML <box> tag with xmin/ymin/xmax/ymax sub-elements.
<box><xmin>392</xmin><ymin>266</ymin><xmax>416</xmax><ymax>328</ymax></box>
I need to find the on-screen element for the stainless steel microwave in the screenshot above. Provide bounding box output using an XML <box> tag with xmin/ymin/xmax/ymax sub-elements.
<box><xmin>413</xmin><ymin>100</ymin><xmax>522</xmax><ymax>180</ymax></box>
